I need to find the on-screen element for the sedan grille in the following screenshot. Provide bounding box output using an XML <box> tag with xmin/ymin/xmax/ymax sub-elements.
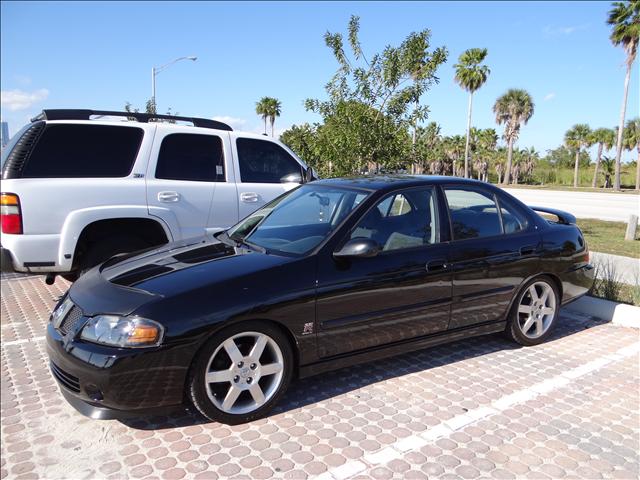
<box><xmin>50</xmin><ymin>362</ymin><xmax>80</xmax><ymax>393</ymax></box>
<box><xmin>58</xmin><ymin>306</ymin><xmax>83</xmax><ymax>335</ymax></box>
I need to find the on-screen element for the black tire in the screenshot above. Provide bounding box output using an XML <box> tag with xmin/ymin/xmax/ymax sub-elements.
<box><xmin>188</xmin><ymin>321</ymin><xmax>293</xmax><ymax>424</ymax></box>
<box><xmin>506</xmin><ymin>275</ymin><xmax>560</xmax><ymax>346</ymax></box>
<box><xmin>78</xmin><ymin>234</ymin><xmax>147</xmax><ymax>276</ymax></box>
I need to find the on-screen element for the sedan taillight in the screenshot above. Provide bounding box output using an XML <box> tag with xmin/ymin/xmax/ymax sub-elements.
<box><xmin>1</xmin><ymin>193</ymin><xmax>23</xmax><ymax>234</ymax></box>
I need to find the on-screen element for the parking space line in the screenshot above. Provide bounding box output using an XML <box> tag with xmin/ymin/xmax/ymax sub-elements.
<box><xmin>2</xmin><ymin>336</ymin><xmax>46</xmax><ymax>346</ymax></box>
<box><xmin>325</xmin><ymin>341</ymin><xmax>640</xmax><ymax>480</ymax></box>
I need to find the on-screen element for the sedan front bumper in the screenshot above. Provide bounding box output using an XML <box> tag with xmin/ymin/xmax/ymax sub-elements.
<box><xmin>46</xmin><ymin>323</ymin><xmax>192</xmax><ymax>419</ymax></box>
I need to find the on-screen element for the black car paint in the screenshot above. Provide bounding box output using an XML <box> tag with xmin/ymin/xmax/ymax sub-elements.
<box><xmin>46</xmin><ymin>176</ymin><xmax>594</xmax><ymax>417</ymax></box>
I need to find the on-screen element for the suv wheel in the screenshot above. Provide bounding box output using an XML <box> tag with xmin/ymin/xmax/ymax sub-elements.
<box><xmin>188</xmin><ymin>322</ymin><xmax>293</xmax><ymax>424</ymax></box>
<box><xmin>78</xmin><ymin>234</ymin><xmax>147</xmax><ymax>276</ymax></box>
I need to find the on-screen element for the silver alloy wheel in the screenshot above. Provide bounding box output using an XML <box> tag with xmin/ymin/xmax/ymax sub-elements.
<box><xmin>517</xmin><ymin>281</ymin><xmax>557</xmax><ymax>339</ymax></box>
<box><xmin>204</xmin><ymin>331</ymin><xmax>284</xmax><ymax>415</ymax></box>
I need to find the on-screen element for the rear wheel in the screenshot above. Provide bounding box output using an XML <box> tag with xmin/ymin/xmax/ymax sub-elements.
<box><xmin>188</xmin><ymin>322</ymin><xmax>293</xmax><ymax>424</ymax></box>
<box><xmin>507</xmin><ymin>277</ymin><xmax>559</xmax><ymax>346</ymax></box>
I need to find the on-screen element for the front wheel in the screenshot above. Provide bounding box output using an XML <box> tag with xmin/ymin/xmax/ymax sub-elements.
<box><xmin>188</xmin><ymin>322</ymin><xmax>293</xmax><ymax>424</ymax></box>
<box><xmin>507</xmin><ymin>277</ymin><xmax>559</xmax><ymax>346</ymax></box>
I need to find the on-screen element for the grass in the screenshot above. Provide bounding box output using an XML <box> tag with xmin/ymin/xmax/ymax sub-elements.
<box><xmin>590</xmin><ymin>258</ymin><xmax>640</xmax><ymax>306</ymax></box>
<box><xmin>577</xmin><ymin>218</ymin><xmax>640</xmax><ymax>258</ymax></box>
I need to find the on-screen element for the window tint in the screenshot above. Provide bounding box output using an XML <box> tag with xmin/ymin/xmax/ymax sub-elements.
<box><xmin>499</xmin><ymin>199</ymin><xmax>528</xmax><ymax>234</ymax></box>
<box><xmin>351</xmin><ymin>188</ymin><xmax>439</xmax><ymax>251</ymax></box>
<box><xmin>156</xmin><ymin>134</ymin><xmax>224</xmax><ymax>182</ymax></box>
<box><xmin>237</xmin><ymin>138</ymin><xmax>301</xmax><ymax>183</ymax></box>
<box><xmin>22</xmin><ymin>124</ymin><xmax>143</xmax><ymax>178</ymax></box>
<box><xmin>444</xmin><ymin>188</ymin><xmax>501</xmax><ymax>240</ymax></box>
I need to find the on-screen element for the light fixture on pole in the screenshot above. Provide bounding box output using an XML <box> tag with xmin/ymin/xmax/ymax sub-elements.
<box><xmin>151</xmin><ymin>55</ymin><xmax>197</xmax><ymax>110</ymax></box>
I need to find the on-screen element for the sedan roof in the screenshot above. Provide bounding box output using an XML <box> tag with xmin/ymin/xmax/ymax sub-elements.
<box><xmin>313</xmin><ymin>175</ymin><xmax>487</xmax><ymax>192</ymax></box>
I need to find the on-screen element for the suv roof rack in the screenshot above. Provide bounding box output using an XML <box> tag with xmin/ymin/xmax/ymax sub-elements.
<box><xmin>31</xmin><ymin>109</ymin><xmax>233</xmax><ymax>131</ymax></box>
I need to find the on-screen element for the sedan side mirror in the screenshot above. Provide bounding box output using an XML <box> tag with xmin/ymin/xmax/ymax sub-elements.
<box><xmin>333</xmin><ymin>238</ymin><xmax>380</xmax><ymax>259</ymax></box>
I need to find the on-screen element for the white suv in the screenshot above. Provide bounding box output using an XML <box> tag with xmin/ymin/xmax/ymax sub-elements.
<box><xmin>1</xmin><ymin>109</ymin><xmax>313</xmax><ymax>282</ymax></box>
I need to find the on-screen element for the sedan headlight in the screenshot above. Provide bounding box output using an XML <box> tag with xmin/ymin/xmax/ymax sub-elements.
<box><xmin>80</xmin><ymin>315</ymin><xmax>164</xmax><ymax>348</ymax></box>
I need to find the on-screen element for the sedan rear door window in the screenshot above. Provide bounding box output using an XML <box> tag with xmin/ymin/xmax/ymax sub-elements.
<box><xmin>444</xmin><ymin>188</ymin><xmax>502</xmax><ymax>240</ymax></box>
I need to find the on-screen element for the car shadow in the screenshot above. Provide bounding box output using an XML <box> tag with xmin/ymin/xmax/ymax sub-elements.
<box><xmin>119</xmin><ymin>313</ymin><xmax>607</xmax><ymax>431</ymax></box>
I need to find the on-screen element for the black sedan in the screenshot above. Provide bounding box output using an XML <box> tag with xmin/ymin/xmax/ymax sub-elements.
<box><xmin>47</xmin><ymin>176</ymin><xmax>594</xmax><ymax>424</ymax></box>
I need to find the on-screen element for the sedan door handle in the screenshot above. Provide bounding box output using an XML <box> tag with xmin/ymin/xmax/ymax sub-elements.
<box><xmin>158</xmin><ymin>191</ymin><xmax>180</xmax><ymax>203</ymax></box>
<box><xmin>240</xmin><ymin>192</ymin><xmax>259</xmax><ymax>203</ymax></box>
<box><xmin>426</xmin><ymin>259</ymin><xmax>448</xmax><ymax>272</ymax></box>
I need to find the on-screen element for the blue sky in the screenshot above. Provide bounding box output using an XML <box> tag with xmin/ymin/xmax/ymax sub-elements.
<box><xmin>1</xmin><ymin>1</ymin><xmax>637</xmax><ymax>160</ymax></box>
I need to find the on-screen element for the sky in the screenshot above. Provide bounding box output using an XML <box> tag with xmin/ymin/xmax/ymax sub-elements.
<box><xmin>1</xmin><ymin>1</ymin><xmax>638</xmax><ymax>161</ymax></box>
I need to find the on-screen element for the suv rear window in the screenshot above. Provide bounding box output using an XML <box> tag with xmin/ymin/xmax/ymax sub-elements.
<box><xmin>21</xmin><ymin>124</ymin><xmax>143</xmax><ymax>178</ymax></box>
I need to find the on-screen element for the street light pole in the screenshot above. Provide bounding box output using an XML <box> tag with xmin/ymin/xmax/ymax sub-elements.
<box><xmin>151</xmin><ymin>55</ymin><xmax>197</xmax><ymax>110</ymax></box>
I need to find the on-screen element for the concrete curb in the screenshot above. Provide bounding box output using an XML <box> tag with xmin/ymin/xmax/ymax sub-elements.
<box><xmin>564</xmin><ymin>295</ymin><xmax>640</xmax><ymax>329</ymax></box>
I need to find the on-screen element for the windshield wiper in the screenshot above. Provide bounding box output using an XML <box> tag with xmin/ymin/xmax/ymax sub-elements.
<box><xmin>239</xmin><ymin>239</ymin><xmax>266</xmax><ymax>254</ymax></box>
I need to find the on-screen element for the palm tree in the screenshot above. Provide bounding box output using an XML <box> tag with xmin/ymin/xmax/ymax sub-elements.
<box><xmin>607</xmin><ymin>0</ymin><xmax>639</xmax><ymax>190</ymax></box>
<box><xmin>589</xmin><ymin>128</ymin><xmax>616</xmax><ymax>187</ymax></box>
<box><xmin>444</xmin><ymin>135</ymin><xmax>466</xmax><ymax>176</ymax></box>
<box><xmin>255</xmin><ymin>97</ymin><xmax>270</xmax><ymax>135</ymax></box>
<box><xmin>266</xmin><ymin>97</ymin><xmax>282</xmax><ymax>137</ymax></box>
<box><xmin>475</xmin><ymin>128</ymin><xmax>498</xmax><ymax>181</ymax></box>
<box><xmin>624</xmin><ymin>117</ymin><xmax>640</xmax><ymax>190</ymax></box>
<box><xmin>493</xmin><ymin>89</ymin><xmax>535</xmax><ymax>185</ymax></box>
<box><xmin>454</xmin><ymin>48</ymin><xmax>490</xmax><ymax>178</ymax></box>
<box><xmin>565</xmin><ymin>124</ymin><xmax>593</xmax><ymax>188</ymax></box>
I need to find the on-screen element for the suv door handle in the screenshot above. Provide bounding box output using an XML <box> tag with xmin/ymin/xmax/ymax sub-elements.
<box><xmin>426</xmin><ymin>259</ymin><xmax>448</xmax><ymax>272</ymax></box>
<box><xmin>240</xmin><ymin>192</ymin><xmax>259</xmax><ymax>203</ymax></box>
<box><xmin>158</xmin><ymin>191</ymin><xmax>180</xmax><ymax>203</ymax></box>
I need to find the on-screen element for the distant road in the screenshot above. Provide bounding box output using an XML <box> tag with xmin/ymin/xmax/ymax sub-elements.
<box><xmin>503</xmin><ymin>188</ymin><xmax>640</xmax><ymax>222</ymax></box>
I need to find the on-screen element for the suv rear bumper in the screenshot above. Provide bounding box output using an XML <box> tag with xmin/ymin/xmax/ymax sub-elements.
<box><xmin>1</xmin><ymin>246</ymin><xmax>15</xmax><ymax>272</ymax></box>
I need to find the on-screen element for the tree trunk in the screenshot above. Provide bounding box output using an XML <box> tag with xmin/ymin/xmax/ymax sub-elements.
<box><xmin>270</xmin><ymin>117</ymin><xmax>275</xmax><ymax>137</ymax></box>
<box><xmin>573</xmin><ymin>148</ymin><xmax>580</xmax><ymax>188</ymax></box>
<box><xmin>636</xmin><ymin>147</ymin><xmax>640</xmax><ymax>191</ymax></box>
<box><xmin>263</xmin><ymin>117</ymin><xmax>267</xmax><ymax>135</ymax></box>
<box><xmin>463</xmin><ymin>93</ymin><xmax>473</xmax><ymax>178</ymax></box>
<box><xmin>504</xmin><ymin>139</ymin><xmax>513</xmax><ymax>185</ymax></box>
<box><xmin>614</xmin><ymin>62</ymin><xmax>631</xmax><ymax>191</ymax></box>
<box><xmin>592</xmin><ymin>143</ymin><xmax>603</xmax><ymax>188</ymax></box>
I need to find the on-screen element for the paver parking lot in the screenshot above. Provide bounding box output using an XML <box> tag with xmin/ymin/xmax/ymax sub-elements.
<box><xmin>1</xmin><ymin>273</ymin><xmax>639</xmax><ymax>480</ymax></box>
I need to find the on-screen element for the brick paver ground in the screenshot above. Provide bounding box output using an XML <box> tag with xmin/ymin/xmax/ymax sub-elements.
<box><xmin>1</xmin><ymin>273</ymin><xmax>639</xmax><ymax>479</ymax></box>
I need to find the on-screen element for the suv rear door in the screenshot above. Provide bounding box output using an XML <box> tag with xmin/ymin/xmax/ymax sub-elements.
<box><xmin>146</xmin><ymin>127</ymin><xmax>238</xmax><ymax>240</ymax></box>
<box><xmin>232</xmin><ymin>136</ymin><xmax>305</xmax><ymax>219</ymax></box>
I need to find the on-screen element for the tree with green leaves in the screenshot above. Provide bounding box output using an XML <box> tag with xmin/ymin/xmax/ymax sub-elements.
<box><xmin>255</xmin><ymin>97</ymin><xmax>281</xmax><ymax>136</ymax></box>
<box><xmin>623</xmin><ymin>117</ymin><xmax>640</xmax><ymax>189</ymax></box>
<box><xmin>414</xmin><ymin>121</ymin><xmax>442</xmax><ymax>173</ymax></box>
<box><xmin>564</xmin><ymin>124</ymin><xmax>593</xmax><ymax>188</ymax></box>
<box><xmin>493</xmin><ymin>89</ymin><xmax>534</xmax><ymax>184</ymax></box>
<box><xmin>607</xmin><ymin>0</ymin><xmax>639</xmax><ymax>190</ymax></box>
<box><xmin>305</xmin><ymin>15</ymin><xmax>448</xmax><ymax>175</ymax></box>
<box><xmin>589</xmin><ymin>128</ymin><xmax>616</xmax><ymax>187</ymax></box>
<box><xmin>443</xmin><ymin>135</ymin><xmax>466</xmax><ymax>176</ymax></box>
<box><xmin>280</xmin><ymin>123</ymin><xmax>323</xmax><ymax>174</ymax></box>
<box><xmin>454</xmin><ymin>48</ymin><xmax>490</xmax><ymax>178</ymax></box>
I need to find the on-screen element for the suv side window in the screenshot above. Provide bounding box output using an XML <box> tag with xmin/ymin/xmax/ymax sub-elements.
<box><xmin>236</xmin><ymin>138</ymin><xmax>302</xmax><ymax>183</ymax></box>
<box><xmin>444</xmin><ymin>188</ymin><xmax>502</xmax><ymax>240</ymax></box>
<box><xmin>351</xmin><ymin>187</ymin><xmax>439</xmax><ymax>251</ymax></box>
<box><xmin>156</xmin><ymin>134</ymin><xmax>224</xmax><ymax>182</ymax></box>
<box><xmin>22</xmin><ymin>124</ymin><xmax>143</xmax><ymax>178</ymax></box>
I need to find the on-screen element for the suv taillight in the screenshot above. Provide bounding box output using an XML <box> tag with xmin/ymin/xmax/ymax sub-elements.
<box><xmin>1</xmin><ymin>193</ymin><xmax>22</xmax><ymax>234</ymax></box>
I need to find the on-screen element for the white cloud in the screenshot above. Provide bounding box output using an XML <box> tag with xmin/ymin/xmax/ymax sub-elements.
<box><xmin>1</xmin><ymin>88</ymin><xmax>49</xmax><ymax>111</ymax></box>
<box><xmin>543</xmin><ymin>24</ymin><xmax>589</xmax><ymax>37</ymax></box>
<box><xmin>212</xmin><ymin>116</ymin><xmax>247</xmax><ymax>130</ymax></box>
<box><xmin>544</xmin><ymin>92</ymin><xmax>556</xmax><ymax>101</ymax></box>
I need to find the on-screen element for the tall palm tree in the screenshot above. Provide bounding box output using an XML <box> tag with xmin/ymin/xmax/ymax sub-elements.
<box><xmin>624</xmin><ymin>117</ymin><xmax>640</xmax><ymax>190</ymax></box>
<box><xmin>607</xmin><ymin>0</ymin><xmax>639</xmax><ymax>190</ymax></box>
<box><xmin>589</xmin><ymin>128</ymin><xmax>616</xmax><ymax>187</ymax></box>
<box><xmin>454</xmin><ymin>48</ymin><xmax>490</xmax><ymax>178</ymax></box>
<box><xmin>255</xmin><ymin>97</ymin><xmax>270</xmax><ymax>135</ymax></box>
<box><xmin>564</xmin><ymin>124</ymin><xmax>593</xmax><ymax>188</ymax></box>
<box><xmin>493</xmin><ymin>89</ymin><xmax>535</xmax><ymax>184</ymax></box>
<box><xmin>266</xmin><ymin>97</ymin><xmax>282</xmax><ymax>137</ymax></box>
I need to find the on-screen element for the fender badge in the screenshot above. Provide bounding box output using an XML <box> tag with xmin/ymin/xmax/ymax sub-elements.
<box><xmin>302</xmin><ymin>322</ymin><xmax>314</xmax><ymax>335</ymax></box>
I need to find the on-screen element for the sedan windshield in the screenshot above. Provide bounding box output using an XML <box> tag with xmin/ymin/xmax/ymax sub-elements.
<box><xmin>226</xmin><ymin>184</ymin><xmax>369</xmax><ymax>255</ymax></box>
